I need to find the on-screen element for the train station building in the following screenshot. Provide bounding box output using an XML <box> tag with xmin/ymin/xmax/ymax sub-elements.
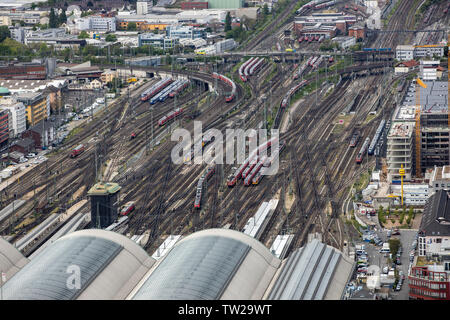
<box><xmin>0</xmin><ymin>229</ymin><xmax>355</xmax><ymax>300</ymax></box>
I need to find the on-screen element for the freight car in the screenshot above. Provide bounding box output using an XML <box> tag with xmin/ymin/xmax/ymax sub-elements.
<box><xmin>212</xmin><ymin>72</ymin><xmax>236</xmax><ymax>102</ymax></box>
<box><xmin>70</xmin><ymin>144</ymin><xmax>85</xmax><ymax>158</ymax></box>
<box><xmin>356</xmin><ymin>137</ymin><xmax>370</xmax><ymax>164</ymax></box>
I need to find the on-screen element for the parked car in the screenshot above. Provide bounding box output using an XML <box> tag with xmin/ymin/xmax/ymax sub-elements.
<box><xmin>26</xmin><ymin>153</ymin><xmax>36</xmax><ymax>158</ymax></box>
<box><xmin>393</xmin><ymin>228</ymin><xmax>400</xmax><ymax>235</ymax></box>
<box><xmin>395</xmin><ymin>284</ymin><xmax>402</xmax><ymax>291</ymax></box>
<box><xmin>357</xmin><ymin>267</ymin><xmax>368</xmax><ymax>273</ymax></box>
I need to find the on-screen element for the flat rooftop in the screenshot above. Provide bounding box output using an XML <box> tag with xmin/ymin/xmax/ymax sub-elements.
<box><xmin>432</xmin><ymin>165</ymin><xmax>450</xmax><ymax>181</ymax></box>
<box><xmin>388</xmin><ymin>122</ymin><xmax>414</xmax><ymax>138</ymax></box>
<box><xmin>403</xmin><ymin>81</ymin><xmax>448</xmax><ymax>113</ymax></box>
<box><xmin>393</xmin><ymin>105</ymin><xmax>416</xmax><ymax>121</ymax></box>
<box><xmin>88</xmin><ymin>182</ymin><xmax>121</xmax><ymax>196</ymax></box>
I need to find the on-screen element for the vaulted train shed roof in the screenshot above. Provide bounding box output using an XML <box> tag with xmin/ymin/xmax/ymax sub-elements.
<box><xmin>1</xmin><ymin>229</ymin><xmax>354</xmax><ymax>300</ymax></box>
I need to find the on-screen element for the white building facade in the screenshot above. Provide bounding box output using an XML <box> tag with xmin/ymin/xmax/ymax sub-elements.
<box><xmin>0</xmin><ymin>98</ymin><xmax>26</xmax><ymax>137</ymax></box>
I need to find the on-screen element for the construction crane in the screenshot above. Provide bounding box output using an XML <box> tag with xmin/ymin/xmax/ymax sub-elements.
<box><xmin>414</xmin><ymin>77</ymin><xmax>427</xmax><ymax>178</ymax></box>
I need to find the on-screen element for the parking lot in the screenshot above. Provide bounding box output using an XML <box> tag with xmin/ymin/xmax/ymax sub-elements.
<box><xmin>353</xmin><ymin>226</ymin><xmax>418</xmax><ymax>300</ymax></box>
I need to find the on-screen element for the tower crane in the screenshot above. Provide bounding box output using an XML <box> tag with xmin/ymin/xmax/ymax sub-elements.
<box><xmin>414</xmin><ymin>77</ymin><xmax>427</xmax><ymax>178</ymax></box>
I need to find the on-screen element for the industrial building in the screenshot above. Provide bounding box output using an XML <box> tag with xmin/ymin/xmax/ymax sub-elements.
<box><xmin>0</xmin><ymin>62</ymin><xmax>47</xmax><ymax>80</ymax></box>
<box><xmin>88</xmin><ymin>182</ymin><xmax>121</xmax><ymax>229</ymax></box>
<box><xmin>294</xmin><ymin>12</ymin><xmax>357</xmax><ymax>36</ymax></box>
<box><xmin>387</xmin><ymin>122</ymin><xmax>414</xmax><ymax>182</ymax></box>
<box><xmin>0</xmin><ymin>229</ymin><xmax>355</xmax><ymax>300</ymax></box>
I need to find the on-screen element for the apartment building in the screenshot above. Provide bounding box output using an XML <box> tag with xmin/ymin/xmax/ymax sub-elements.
<box><xmin>0</xmin><ymin>97</ymin><xmax>26</xmax><ymax>137</ymax></box>
<box><xmin>16</xmin><ymin>92</ymin><xmax>49</xmax><ymax>127</ymax></box>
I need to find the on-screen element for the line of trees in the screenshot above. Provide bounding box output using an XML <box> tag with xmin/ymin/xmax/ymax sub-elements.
<box><xmin>49</xmin><ymin>8</ymin><xmax>68</xmax><ymax>28</ymax></box>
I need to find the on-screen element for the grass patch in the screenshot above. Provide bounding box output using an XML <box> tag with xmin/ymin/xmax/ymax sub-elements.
<box><xmin>65</xmin><ymin>126</ymin><xmax>83</xmax><ymax>142</ymax></box>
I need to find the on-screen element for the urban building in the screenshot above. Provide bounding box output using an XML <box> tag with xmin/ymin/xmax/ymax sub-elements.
<box><xmin>409</xmin><ymin>265</ymin><xmax>450</xmax><ymax>300</ymax></box>
<box><xmin>136</xmin><ymin>0</ymin><xmax>153</xmax><ymax>15</ymax></box>
<box><xmin>387</xmin><ymin>122</ymin><xmax>415</xmax><ymax>183</ymax></box>
<box><xmin>0</xmin><ymin>109</ymin><xmax>9</xmax><ymax>145</ymax></box>
<box><xmin>332</xmin><ymin>36</ymin><xmax>356</xmax><ymax>49</ymax></box>
<box><xmin>389</xmin><ymin>184</ymin><xmax>430</xmax><ymax>206</ymax></box>
<box><xmin>25</xmin><ymin>36</ymin><xmax>87</xmax><ymax>51</ymax></box>
<box><xmin>9</xmin><ymin>137</ymin><xmax>35</xmax><ymax>155</ymax></box>
<box><xmin>414</xmin><ymin>45</ymin><xmax>445</xmax><ymax>59</ymax></box>
<box><xmin>138</xmin><ymin>33</ymin><xmax>179</xmax><ymax>50</ymax></box>
<box><xmin>395</xmin><ymin>44</ymin><xmax>445</xmax><ymax>61</ymax></box>
<box><xmin>88</xmin><ymin>182</ymin><xmax>121</xmax><ymax>229</ymax></box>
<box><xmin>207</xmin><ymin>0</ymin><xmax>244</xmax><ymax>9</ymax></box>
<box><xmin>8</xmin><ymin>26</ymin><xmax>25</xmax><ymax>43</ymax></box>
<box><xmin>22</xmin><ymin>120</ymin><xmax>56</xmax><ymax>149</ymax></box>
<box><xmin>16</xmin><ymin>92</ymin><xmax>48</xmax><ymax>127</ymax></box>
<box><xmin>0</xmin><ymin>97</ymin><xmax>26</xmax><ymax>137</ymax></box>
<box><xmin>75</xmin><ymin>16</ymin><xmax>116</xmax><ymax>33</ymax></box>
<box><xmin>401</xmin><ymin>81</ymin><xmax>449</xmax><ymax>172</ymax></box>
<box><xmin>394</xmin><ymin>60</ymin><xmax>418</xmax><ymax>74</ymax></box>
<box><xmin>0</xmin><ymin>63</ymin><xmax>46</xmax><ymax>80</ymax></box>
<box><xmin>429</xmin><ymin>166</ymin><xmax>450</xmax><ymax>193</ymax></box>
<box><xmin>418</xmin><ymin>190</ymin><xmax>450</xmax><ymax>258</ymax></box>
<box><xmin>101</xmin><ymin>70</ymin><xmax>118</xmax><ymax>84</ymax></box>
<box><xmin>419</xmin><ymin>60</ymin><xmax>439</xmax><ymax>81</ymax></box>
<box><xmin>395</xmin><ymin>45</ymin><xmax>414</xmax><ymax>61</ymax></box>
<box><xmin>0</xmin><ymin>229</ymin><xmax>354</xmax><ymax>300</ymax></box>
<box><xmin>181</xmin><ymin>1</ymin><xmax>209</xmax><ymax>10</ymax></box>
<box><xmin>125</xmin><ymin>56</ymin><xmax>162</xmax><ymax>67</ymax></box>
<box><xmin>165</xmin><ymin>25</ymin><xmax>206</xmax><ymax>40</ymax></box>
<box><xmin>348</xmin><ymin>25</ymin><xmax>365</xmax><ymax>39</ymax></box>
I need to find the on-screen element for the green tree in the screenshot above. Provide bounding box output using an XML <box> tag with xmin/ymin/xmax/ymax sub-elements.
<box><xmin>59</xmin><ymin>11</ymin><xmax>67</xmax><ymax>25</ymax></box>
<box><xmin>87</xmin><ymin>1</ymin><xmax>94</xmax><ymax>7</ymax></box>
<box><xmin>263</xmin><ymin>3</ymin><xmax>269</xmax><ymax>15</ymax></box>
<box><xmin>127</xmin><ymin>22</ymin><xmax>137</xmax><ymax>31</ymax></box>
<box><xmin>105</xmin><ymin>34</ymin><xmax>117</xmax><ymax>42</ymax></box>
<box><xmin>0</xmin><ymin>26</ymin><xmax>11</xmax><ymax>43</ymax></box>
<box><xmin>78</xmin><ymin>31</ymin><xmax>89</xmax><ymax>39</ymax></box>
<box><xmin>49</xmin><ymin>8</ymin><xmax>59</xmax><ymax>28</ymax></box>
<box><xmin>225</xmin><ymin>12</ymin><xmax>232</xmax><ymax>32</ymax></box>
<box><xmin>388</xmin><ymin>238</ymin><xmax>401</xmax><ymax>257</ymax></box>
